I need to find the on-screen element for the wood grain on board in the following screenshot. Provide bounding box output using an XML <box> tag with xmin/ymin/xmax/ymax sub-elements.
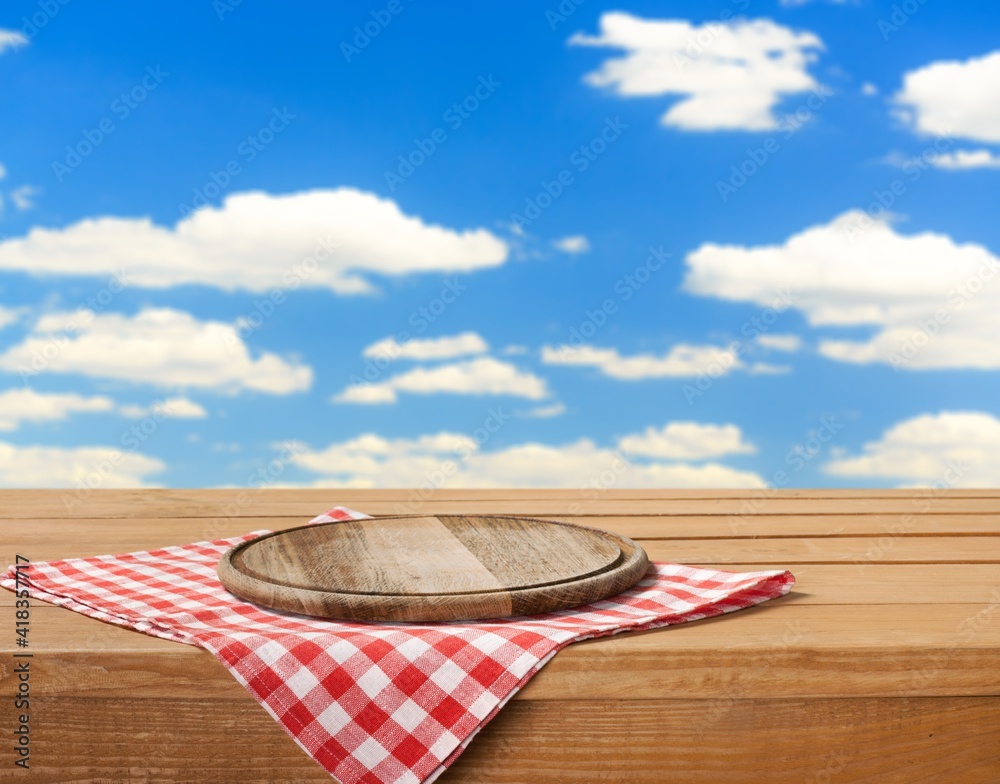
<box><xmin>217</xmin><ymin>514</ymin><xmax>649</xmax><ymax>621</ymax></box>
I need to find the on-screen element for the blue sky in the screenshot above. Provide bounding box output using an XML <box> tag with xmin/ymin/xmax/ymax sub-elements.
<box><xmin>1</xmin><ymin>0</ymin><xmax>998</xmax><ymax>490</ymax></box>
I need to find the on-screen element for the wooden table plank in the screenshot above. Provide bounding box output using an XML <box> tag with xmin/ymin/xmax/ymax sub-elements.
<box><xmin>5</xmin><ymin>534</ymin><xmax>999</xmax><ymax>567</ymax></box>
<box><xmin>3</xmin><ymin>487</ymin><xmax>1000</xmax><ymax>506</ymax></box>
<box><xmin>2</xmin><ymin>696</ymin><xmax>996</xmax><ymax>784</ymax></box>
<box><xmin>646</xmin><ymin>536</ymin><xmax>1000</xmax><ymax>563</ymax></box>
<box><xmin>446</xmin><ymin>697</ymin><xmax>1000</xmax><ymax>784</ymax></box>
<box><xmin>3</xmin><ymin>489</ymin><xmax>999</xmax><ymax>518</ymax></box>
<box><xmin>2</xmin><ymin>513</ymin><xmax>999</xmax><ymax>561</ymax></box>
<box><xmin>4</xmin><ymin>602</ymin><xmax>998</xmax><ymax>701</ymax></box>
<box><xmin>3</xmin><ymin>562</ymin><xmax>998</xmax><ymax>606</ymax></box>
<box><xmin>15</xmin><ymin>512</ymin><xmax>989</xmax><ymax>540</ymax></box>
<box><xmin>6</xmin><ymin>530</ymin><xmax>999</xmax><ymax>565</ymax></box>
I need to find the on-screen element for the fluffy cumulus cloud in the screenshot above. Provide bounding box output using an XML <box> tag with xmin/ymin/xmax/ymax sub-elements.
<box><xmin>0</xmin><ymin>306</ymin><xmax>20</xmax><ymax>330</ymax></box>
<box><xmin>684</xmin><ymin>211</ymin><xmax>1000</xmax><ymax>369</ymax></box>
<box><xmin>0</xmin><ymin>308</ymin><xmax>313</xmax><ymax>394</ymax></box>
<box><xmin>824</xmin><ymin>411</ymin><xmax>1000</xmax><ymax>488</ymax></box>
<box><xmin>9</xmin><ymin>185</ymin><xmax>39</xmax><ymax>210</ymax></box>
<box><xmin>756</xmin><ymin>333</ymin><xmax>803</xmax><ymax>352</ymax></box>
<box><xmin>0</xmin><ymin>188</ymin><xmax>508</xmax><ymax>295</ymax></box>
<box><xmin>895</xmin><ymin>51</ymin><xmax>1000</xmax><ymax>143</ymax></box>
<box><xmin>0</xmin><ymin>389</ymin><xmax>114</xmax><ymax>431</ymax></box>
<box><xmin>362</xmin><ymin>332</ymin><xmax>488</xmax><ymax>362</ymax></box>
<box><xmin>119</xmin><ymin>397</ymin><xmax>208</xmax><ymax>419</ymax></box>
<box><xmin>0</xmin><ymin>30</ymin><xmax>27</xmax><ymax>52</ymax></box>
<box><xmin>618</xmin><ymin>422</ymin><xmax>756</xmax><ymax>460</ymax></box>
<box><xmin>333</xmin><ymin>357</ymin><xmax>549</xmax><ymax>404</ymax></box>
<box><xmin>290</xmin><ymin>421</ymin><xmax>764</xmax><ymax>488</ymax></box>
<box><xmin>930</xmin><ymin>149</ymin><xmax>1000</xmax><ymax>170</ymax></box>
<box><xmin>0</xmin><ymin>442</ymin><xmax>164</xmax><ymax>488</ymax></box>
<box><xmin>541</xmin><ymin>343</ymin><xmax>743</xmax><ymax>379</ymax></box>
<box><xmin>570</xmin><ymin>12</ymin><xmax>824</xmax><ymax>131</ymax></box>
<box><xmin>0</xmin><ymin>388</ymin><xmax>209</xmax><ymax>430</ymax></box>
<box><xmin>519</xmin><ymin>402</ymin><xmax>567</xmax><ymax>419</ymax></box>
<box><xmin>747</xmin><ymin>362</ymin><xmax>791</xmax><ymax>375</ymax></box>
<box><xmin>553</xmin><ymin>235</ymin><xmax>590</xmax><ymax>254</ymax></box>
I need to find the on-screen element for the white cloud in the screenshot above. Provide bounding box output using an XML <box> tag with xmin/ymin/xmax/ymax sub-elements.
<box><xmin>333</xmin><ymin>384</ymin><xmax>399</xmax><ymax>405</ymax></box>
<box><xmin>290</xmin><ymin>424</ymin><xmax>764</xmax><ymax>488</ymax></box>
<box><xmin>362</xmin><ymin>332</ymin><xmax>488</xmax><ymax>361</ymax></box>
<box><xmin>861</xmin><ymin>82</ymin><xmax>878</xmax><ymax>96</ymax></box>
<box><xmin>570</xmin><ymin>12</ymin><xmax>824</xmax><ymax>131</ymax></box>
<box><xmin>0</xmin><ymin>30</ymin><xmax>27</xmax><ymax>53</ymax></box>
<box><xmin>618</xmin><ymin>421</ymin><xmax>755</xmax><ymax>460</ymax></box>
<box><xmin>0</xmin><ymin>163</ymin><xmax>6</xmax><ymax>180</ymax></box>
<box><xmin>895</xmin><ymin>51</ymin><xmax>1000</xmax><ymax>142</ymax></box>
<box><xmin>0</xmin><ymin>389</ymin><xmax>115</xmax><ymax>431</ymax></box>
<box><xmin>0</xmin><ymin>442</ymin><xmax>164</xmax><ymax>488</ymax></box>
<box><xmin>9</xmin><ymin>185</ymin><xmax>39</xmax><ymax>210</ymax></box>
<box><xmin>0</xmin><ymin>308</ymin><xmax>313</xmax><ymax>394</ymax></box>
<box><xmin>502</xmin><ymin>345</ymin><xmax>528</xmax><ymax>355</ymax></box>
<box><xmin>757</xmin><ymin>333</ymin><xmax>802</xmax><ymax>352</ymax></box>
<box><xmin>519</xmin><ymin>402</ymin><xmax>567</xmax><ymax>419</ymax></box>
<box><xmin>333</xmin><ymin>357</ymin><xmax>549</xmax><ymax>404</ymax></box>
<box><xmin>119</xmin><ymin>396</ymin><xmax>208</xmax><ymax>419</ymax></box>
<box><xmin>541</xmin><ymin>343</ymin><xmax>742</xmax><ymax>379</ymax></box>
<box><xmin>0</xmin><ymin>188</ymin><xmax>508</xmax><ymax>294</ymax></box>
<box><xmin>553</xmin><ymin>235</ymin><xmax>590</xmax><ymax>254</ymax></box>
<box><xmin>0</xmin><ymin>306</ymin><xmax>20</xmax><ymax>330</ymax></box>
<box><xmin>0</xmin><ymin>386</ymin><xmax>206</xmax><ymax>431</ymax></box>
<box><xmin>747</xmin><ymin>362</ymin><xmax>791</xmax><ymax>375</ymax></box>
<box><xmin>684</xmin><ymin>211</ymin><xmax>1000</xmax><ymax>369</ymax></box>
<box><xmin>930</xmin><ymin>149</ymin><xmax>1000</xmax><ymax>170</ymax></box>
<box><xmin>824</xmin><ymin>411</ymin><xmax>1000</xmax><ymax>488</ymax></box>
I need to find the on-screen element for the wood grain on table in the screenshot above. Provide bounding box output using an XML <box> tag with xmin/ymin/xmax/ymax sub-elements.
<box><xmin>1</xmin><ymin>489</ymin><xmax>998</xmax><ymax>783</ymax></box>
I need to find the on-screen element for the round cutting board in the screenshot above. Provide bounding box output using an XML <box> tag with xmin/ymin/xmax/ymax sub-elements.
<box><xmin>217</xmin><ymin>514</ymin><xmax>650</xmax><ymax>622</ymax></box>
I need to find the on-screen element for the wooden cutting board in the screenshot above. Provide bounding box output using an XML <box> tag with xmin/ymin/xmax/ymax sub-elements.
<box><xmin>217</xmin><ymin>514</ymin><xmax>650</xmax><ymax>622</ymax></box>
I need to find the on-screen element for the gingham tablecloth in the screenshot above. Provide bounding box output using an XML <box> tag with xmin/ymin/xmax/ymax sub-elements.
<box><xmin>1</xmin><ymin>507</ymin><xmax>794</xmax><ymax>784</ymax></box>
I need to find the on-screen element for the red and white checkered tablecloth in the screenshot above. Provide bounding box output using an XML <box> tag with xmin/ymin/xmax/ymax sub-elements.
<box><xmin>1</xmin><ymin>507</ymin><xmax>794</xmax><ymax>784</ymax></box>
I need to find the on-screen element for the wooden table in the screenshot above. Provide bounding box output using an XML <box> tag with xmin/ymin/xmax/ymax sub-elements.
<box><xmin>1</xmin><ymin>489</ymin><xmax>998</xmax><ymax>783</ymax></box>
